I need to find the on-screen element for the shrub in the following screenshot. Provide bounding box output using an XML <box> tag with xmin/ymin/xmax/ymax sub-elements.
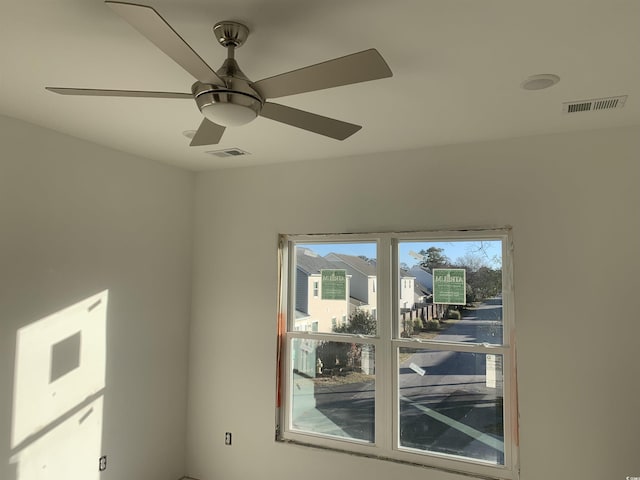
<box><xmin>425</xmin><ymin>319</ymin><xmax>440</xmax><ymax>331</ymax></box>
<box><xmin>447</xmin><ymin>309</ymin><xmax>461</xmax><ymax>320</ymax></box>
<box><xmin>401</xmin><ymin>316</ymin><xmax>414</xmax><ymax>336</ymax></box>
<box><xmin>413</xmin><ymin>318</ymin><xmax>423</xmax><ymax>332</ymax></box>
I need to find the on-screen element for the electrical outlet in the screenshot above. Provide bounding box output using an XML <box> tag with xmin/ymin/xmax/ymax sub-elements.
<box><xmin>224</xmin><ymin>432</ymin><xmax>232</xmax><ymax>445</ymax></box>
<box><xmin>98</xmin><ymin>456</ymin><xmax>107</xmax><ymax>471</ymax></box>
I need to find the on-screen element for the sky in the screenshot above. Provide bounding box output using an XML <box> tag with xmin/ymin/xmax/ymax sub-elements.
<box><xmin>298</xmin><ymin>240</ymin><xmax>502</xmax><ymax>269</ymax></box>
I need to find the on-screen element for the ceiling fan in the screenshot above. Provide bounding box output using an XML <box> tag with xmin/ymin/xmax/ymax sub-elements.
<box><xmin>46</xmin><ymin>1</ymin><xmax>393</xmax><ymax>146</ymax></box>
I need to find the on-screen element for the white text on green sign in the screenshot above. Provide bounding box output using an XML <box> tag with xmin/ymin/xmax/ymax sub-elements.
<box><xmin>433</xmin><ymin>268</ymin><xmax>466</xmax><ymax>305</ymax></box>
<box><xmin>321</xmin><ymin>269</ymin><xmax>347</xmax><ymax>300</ymax></box>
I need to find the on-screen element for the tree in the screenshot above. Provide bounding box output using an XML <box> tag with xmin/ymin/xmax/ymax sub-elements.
<box><xmin>358</xmin><ymin>255</ymin><xmax>375</xmax><ymax>264</ymax></box>
<box><xmin>455</xmin><ymin>243</ymin><xmax>501</xmax><ymax>271</ymax></box>
<box><xmin>451</xmin><ymin>252</ymin><xmax>502</xmax><ymax>302</ymax></box>
<box><xmin>419</xmin><ymin>247</ymin><xmax>450</xmax><ymax>271</ymax></box>
<box><xmin>317</xmin><ymin>309</ymin><xmax>376</xmax><ymax>371</ymax></box>
<box><xmin>333</xmin><ymin>309</ymin><xmax>376</xmax><ymax>335</ymax></box>
<box><xmin>467</xmin><ymin>266</ymin><xmax>502</xmax><ymax>300</ymax></box>
<box><xmin>454</xmin><ymin>252</ymin><xmax>489</xmax><ymax>272</ymax></box>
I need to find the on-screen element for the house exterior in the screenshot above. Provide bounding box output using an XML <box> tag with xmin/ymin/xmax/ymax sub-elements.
<box><xmin>399</xmin><ymin>272</ymin><xmax>416</xmax><ymax>310</ymax></box>
<box><xmin>324</xmin><ymin>253</ymin><xmax>418</xmax><ymax>313</ymax></box>
<box><xmin>408</xmin><ymin>266</ymin><xmax>434</xmax><ymax>304</ymax></box>
<box><xmin>408</xmin><ymin>265</ymin><xmax>434</xmax><ymax>291</ymax></box>
<box><xmin>413</xmin><ymin>280</ymin><xmax>432</xmax><ymax>304</ymax></box>
<box><xmin>295</xmin><ymin>248</ymin><xmax>350</xmax><ymax>332</ymax></box>
<box><xmin>324</xmin><ymin>253</ymin><xmax>377</xmax><ymax>318</ymax></box>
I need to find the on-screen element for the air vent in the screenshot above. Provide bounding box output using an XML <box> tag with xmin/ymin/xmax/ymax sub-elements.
<box><xmin>205</xmin><ymin>148</ymin><xmax>251</xmax><ymax>158</ymax></box>
<box><xmin>563</xmin><ymin>95</ymin><xmax>627</xmax><ymax>114</ymax></box>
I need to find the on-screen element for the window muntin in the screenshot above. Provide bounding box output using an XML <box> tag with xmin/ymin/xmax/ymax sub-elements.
<box><xmin>279</xmin><ymin>230</ymin><xmax>516</xmax><ymax>479</ymax></box>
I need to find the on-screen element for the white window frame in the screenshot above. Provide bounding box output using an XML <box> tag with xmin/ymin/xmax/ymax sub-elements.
<box><xmin>276</xmin><ymin>228</ymin><xmax>518</xmax><ymax>480</ymax></box>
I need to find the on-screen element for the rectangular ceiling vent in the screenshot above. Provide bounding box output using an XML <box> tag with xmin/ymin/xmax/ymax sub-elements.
<box><xmin>563</xmin><ymin>95</ymin><xmax>628</xmax><ymax>114</ymax></box>
<box><xmin>205</xmin><ymin>148</ymin><xmax>251</xmax><ymax>158</ymax></box>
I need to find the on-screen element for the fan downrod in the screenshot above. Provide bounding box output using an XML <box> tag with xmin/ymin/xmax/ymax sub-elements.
<box><xmin>213</xmin><ymin>21</ymin><xmax>249</xmax><ymax>48</ymax></box>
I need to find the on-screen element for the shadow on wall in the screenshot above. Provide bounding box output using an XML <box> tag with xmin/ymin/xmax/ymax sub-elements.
<box><xmin>6</xmin><ymin>290</ymin><xmax>108</xmax><ymax>480</ymax></box>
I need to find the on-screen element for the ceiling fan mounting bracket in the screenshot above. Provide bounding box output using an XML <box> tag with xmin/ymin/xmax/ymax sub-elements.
<box><xmin>213</xmin><ymin>21</ymin><xmax>249</xmax><ymax>48</ymax></box>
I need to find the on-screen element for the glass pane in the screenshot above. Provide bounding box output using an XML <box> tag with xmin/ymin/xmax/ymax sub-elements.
<box><xmin>398</xmin><ymin>240</ymin><xmax>503</xmax><ymax>344</ymax></box>
<box><xmin>290</xmin><ymin>338</ymin><xmax>375</xmax><ymax>442</ymax></box>
<box><xmin>294</xmin><ymin>242</ymin><xmax>377</xmax><ymax>335</ymax></box>
<box><xmin>398</xmin><ymin>348</ymin><xmax>504</xmax><ymax>464</ymax></box>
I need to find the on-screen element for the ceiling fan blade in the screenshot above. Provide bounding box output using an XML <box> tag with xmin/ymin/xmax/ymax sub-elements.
<box><xmin>260</xmin><ymin>102</ymin><xmax>361</xmax><ymax>140</ymax></box>
<box><xmin>253</xmin><ymin>49</ymin><xmax>392</xmax><ymax>100</ymax></box>
<box><xmin>105</xmin><ymin>1</ymin><xmax>224</xmax><ymax>85</ymax></box>
<box><xmin>190</xmin><ymin>118</ymin><xmax>226</xmax><ymax>146</ymax></box>
<box><xmin>46</xmin><ymin>87</ymin><xmax>192</xmax><ymax>99</ymax></box>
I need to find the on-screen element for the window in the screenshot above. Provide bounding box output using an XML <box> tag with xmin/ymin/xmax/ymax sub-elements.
<box><xmin>313</xmin><ymin>281</ymin><xmax>319</xmax><ymax>298</ymax></box>
<box><xmin>277</xmin><ymin>229</ymin><xmax>517</xmax><ymax>479</ymax></box>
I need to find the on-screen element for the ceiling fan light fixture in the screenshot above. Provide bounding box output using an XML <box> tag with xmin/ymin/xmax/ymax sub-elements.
<box><xmin>195</xmin><ymin>88</ymin><xmax>262</xmax><ymax>127</ymax></box>
<box><xmin>201</xmin><ymin>102</ymin><xmax>257</xmax><ymax>127</ymax></box>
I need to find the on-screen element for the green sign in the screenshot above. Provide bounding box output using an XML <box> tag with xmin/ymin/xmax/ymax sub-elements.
<box><xmin>321</xmin><ymin>269</ymin><xmax>347</xmax><ymax>300</ymax></box>
<box><xmin>432</xmin><ymin>268</ymin><xmax>466</xmax><ymax>305</ymax></box>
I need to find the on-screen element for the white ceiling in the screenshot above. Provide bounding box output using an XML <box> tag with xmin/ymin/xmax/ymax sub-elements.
<box><xmin>1</xmin><ymin>0</ymin><xmax>639</xmax><ymax>170</ymax></box>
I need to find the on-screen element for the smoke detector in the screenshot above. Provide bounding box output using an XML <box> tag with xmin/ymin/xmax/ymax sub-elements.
<box><xmin>521</xmin><ymin>74</ymin><xmax>560</xmax><ymax>90</ymax></box>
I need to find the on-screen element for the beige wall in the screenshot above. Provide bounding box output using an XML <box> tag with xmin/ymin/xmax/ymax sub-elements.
<box><xmin>188</xmin><ymin>126</ymin><xmax>640</xmax><ymax>480</ymax></box>
<box><xmin>0</xmin><ymin>115</ymin><xmax>194</xmax><ymax>480</ymax></box>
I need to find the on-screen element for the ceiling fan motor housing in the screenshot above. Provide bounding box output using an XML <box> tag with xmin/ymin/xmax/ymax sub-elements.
<box><xmin>192</xmin><ymin>80</ymin><xmax>263</xmax><ymax>127</ymax></box>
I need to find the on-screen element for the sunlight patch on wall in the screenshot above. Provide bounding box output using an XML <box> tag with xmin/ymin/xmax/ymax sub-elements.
<box><xmin>10</xmin><ymin>290</ymin><xmax>108</xmax><ymax>479</ymax></box>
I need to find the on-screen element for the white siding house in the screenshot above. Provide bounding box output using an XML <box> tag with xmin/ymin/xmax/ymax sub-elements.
<box><xmin>325</xmin><ymin>253</ymin><xmax>377</xmax><ymax>318</ymax></box>
<box><xmin>399</xmin><ymin>274</ymin><xmax>415</xmax><ymax>310</ymax></box>
<box><xmin>295</xmin><ymin>248</ymin><xmax>350</xmax><ymax>332</ymax></box>
<box><xmin>409</xmin><ymin>265</ymin><xmax>434</xmax><ymax>291</ymax></box>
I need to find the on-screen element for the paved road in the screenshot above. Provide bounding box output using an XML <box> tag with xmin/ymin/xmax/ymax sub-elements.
<box><xmin>434</xmin><ymin>297</ymin><xmax>503</xmax><ymax>344</ymax></box>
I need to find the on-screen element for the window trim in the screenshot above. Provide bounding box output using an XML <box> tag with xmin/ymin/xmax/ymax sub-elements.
<box><xmin>276</xmin><ymin>228</ymin><xmax>518</xmax><ymax>480</ymax></box>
